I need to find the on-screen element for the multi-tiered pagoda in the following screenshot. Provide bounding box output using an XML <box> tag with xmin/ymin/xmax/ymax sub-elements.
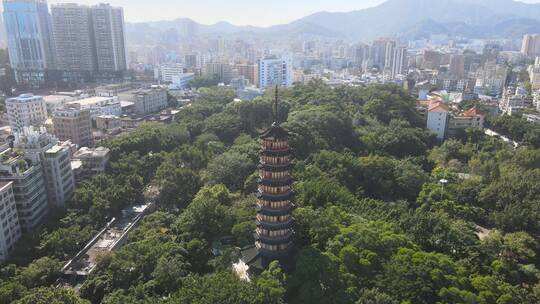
<box><xmin>240</xmin><ymin>87</ymin><xmax>294</xmax><ymax>273</ymax></box>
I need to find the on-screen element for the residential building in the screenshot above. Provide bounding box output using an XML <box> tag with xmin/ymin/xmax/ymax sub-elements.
<box><xmin>422</xmin><ymin>50</ymin><xmax>442</xmax><ymax>70</ymax></box>
<box><xmin>95</xmin><ymin>115</ymin><xmax>121</xmax><ymax>131</ymax></box>
<box><xmin>0</xmin><ymin>182</ymin><xmax>21</xmax><ymax>262</ymax></box>
<box><xmin>95</xmin><ymin>82</ymin><xmax>132</xmax><ymax>97</ymax></box>
<box><xmin>119</xmin><ymin>88</ymin><xmax>168</xmax><ymax>116</ymax></box>
<box><xmin>73</xmin><ymin>147</ymin><xmax>110</xmax><ymax>176</ymax></box>
<box><xmin>258</xmin><ymin>55</ymin><xmax>293</xmax><ymax>89</ymax></box>
<box><xmin>390</xmin><ymin>46</ymin><xmax>407</xmax><ymax>79</ymax></box>
<box><xmin>158</xmin><ymin>64</ymin><xmax>185</xmax><ymax>83</ymax></box>
<box><xmin>204</xmin><ymin>62</ymin><xmax>232</xmax><ymax>84</ymax></box>
<box><xmin>236</xmin><ymin>63</ymin><xmax>258</xmax><ymax>86</ymax></box>
<box><xmin>3</xmin><ymin>0</ymin><xmax>55</xmax><ymax>86</ymax></box>
<box><xmin>53</xmin><ymin>105</ymin><xmax>93</xmax><ymax>148</ymax></box>
<box><xmin>66</xmin><ymin>96</ymin><xmax>122</xmax><ymax>118</ymax></box>
<box><xmin>500</xmin><ymin>87</ymin><xmax>526</xmax><ymax>115</ymax></box>
<box><xmin>448</xmin><ymin>107</ymin><xmax>485</xmax><ymax>137</ymax></box>
<box><xmin>524</xmin><ymin>113</ymin><xmax>540</xmax><ymax>124</ymax></box>
<box><xmin>51</xmin><ymin>3</ymin><xmax>96</xmax><ymax>81</ymax></box>
<box><xmin>383</xmin><ymin>40</ymin><xmax>397</xmax><ymax>72</ymax></box>
<box><xmin>448</xmin><ymin>54</ymin><xmax>465</xmax><ymax>78</ymax></box>
<box><xmin>170</xmin><ymin>73</ymin><xmax>194</xmax><ymax>89</ymax></box>
<box><xmin>0</xmin><ymin>148</ymin><xmax>48</xmax><ymax>232</ymax></box>
<box><xmin>91</xmin><ymin>3</ymin><xmax>127</xmax><ymax>73</ymax></box>
<box><xmin>6</xmin><ymin>94</ymin><xmax>48</xmax><ymax>133</ymax></box>
<box><xmin>521</xmin><ymin>34</ymin><xmax>540</xmax><ymax>58</ymax></box>
<box><xmin>426</xmin><ymin>100</ymin><xmax>450</xmax><ymax>141</ymax></box>
<box><xmin>185</xmin><ymin>54</ymin><xmax>198</xmax><ymax>69</ymax></box>
<box><xmin>14</xmin><ymin>127</ymin><xmax>74</xmax><ymax>208</ymax></box>
<box><xmin>474</xmin><ymin>61</ymin><xmax>508</xmax><ymax>96</ymax></box>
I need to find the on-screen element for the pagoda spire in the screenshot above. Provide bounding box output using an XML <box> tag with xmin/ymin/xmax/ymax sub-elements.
<box><xmin>273</xmin><ymin>85</ymin><xmax>279</xmax><ymax>124</ymax></box>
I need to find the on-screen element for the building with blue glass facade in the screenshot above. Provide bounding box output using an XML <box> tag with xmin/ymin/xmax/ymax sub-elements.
<box><xmin>3</xmin><ymin>0</ymin><xmax>54</xmax><ymax>86</ymax></box>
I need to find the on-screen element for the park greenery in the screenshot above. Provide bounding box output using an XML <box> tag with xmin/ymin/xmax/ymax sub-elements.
<box><xmin>1</xmin><ymin>81</ymin><xmax>540</xmax><ymax>303</ymax></box>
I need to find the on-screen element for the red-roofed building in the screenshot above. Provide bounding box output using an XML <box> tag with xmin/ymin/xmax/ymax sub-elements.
<box><xmin>426</xmin><ymin>100</ymin><xmax>449</xmax><ymax>141</ymax></box>
<box><xmin>448</xmin><ymin>106</ymin><xmax>485</xmax><ymax>137</ymax></box>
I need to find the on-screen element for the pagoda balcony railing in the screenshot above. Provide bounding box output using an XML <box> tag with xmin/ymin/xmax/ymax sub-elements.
<box><xmin>255</xmin><ymin>242</ymin><xmax>294</xmax><ymax>258</ymax></box>
<box><xmin>257</xmin><ymin>189</ymin><xmax>292</xmax><ymax>197</ymax></box>
<box><xmin>258</xmin><ymin>175</ymin><xmax>292</xmax><ymax>182</ymax></box>
<box><xmin>256</xmin><ymin>217</ymin><xmax>294</xmax><ymax>229</ymax></box>
<box><xmin>260</xmin><ymin>147</ymin><xmax>290</xmax><ymax>153</ymax></box>
<box><xmin>255</xmin><ymin>230</ymin><xmax>294</xmax><ymax>244</ymax></box>
<box><xmin>256</xmin><ymin>203</ymin><xmax>293</xmax><ymax>215</ymax></box>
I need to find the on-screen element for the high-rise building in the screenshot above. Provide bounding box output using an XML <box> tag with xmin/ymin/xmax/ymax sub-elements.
<box><xmin>0</xmin><ymin>148</ymin><xmax>48</xmax><ymax>232</ymax></box>
<box><xmin>51</xmin><ymin>4</ymin><xmax>96</xmax><ymax>80</ymax></box>
<box><xmin>521</xmin><ymin>34</ymin><xmax>540</xmax><ymax>58</ymax></box>
<box><xmin>258</xmin><ymin>55</ymin><xmax>293</xmax><ymax>89</ymax></box>
<box><xmin>3</xmin><ymin>0</ymin><xmax>55</xmax><ymax>86</ymax></box>
<box><xmin>422</xmin><ymin>50</ymin><xmax>442</xmax><ymax>70</ymax></box>
<box><xmin>91</xmin><ymin>3</ymin><xmax>127</xmax><ymax>73</ymax></box>
<box><xmin>449</xmin><ymin>54</ymin><xmax>465</xmax><ymax>78</ymax></box>
<box><xmin>6</xmin><ymin>94</ymin><xmax>48</xmax><ymax>133</ymax></box>
<box><xmin>185</xmin><ymin>54</ymin><xmax>198</xmax><ymax>69</ymax></box>
<box><xmin>384</xmin><ymin>40</ymin><xmax>397</xmax><ymax>71</ymax></box>
<box><xmin>236</xmin><ymin>63</ymin><xmax>258</xmax><ymax>86</ymax></box>
<box><xmin>204</xmin><ymin>62</ymin><xmax>232</xmax><ymax>84</ymax></box>
<box><xmin>0</xmin><ymin>182</ymin><xmax>21</xmax><ymax>262</ymax></box>
<box><xmin>370</xmin><ymin>38</ymin><xmax>390</xmax><ymax>69</ymax></box>
<box><xmin>354</xmin><ymin>43</ymin><xmax>370</xmax><ymax>67</ymax></box>
<box><xmin>390</xmin><ymin>46</ymin><xmax>407</xmax><ymax>79</ymax></box>
<box><xmin>52</xmin><ymin>105</ymin><xmax>93</xmax><ymax>148</ymax></box>
<box><xmin>14</xmin><ymin>127</ymin><xmax>75</xmax><ymax>208</ymax></box>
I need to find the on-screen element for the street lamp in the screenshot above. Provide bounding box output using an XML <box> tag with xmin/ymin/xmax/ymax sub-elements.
<box><xmin>439</xmin><ymin>178</ymin><xmax>448</xmax><ymax>200</ymax></box>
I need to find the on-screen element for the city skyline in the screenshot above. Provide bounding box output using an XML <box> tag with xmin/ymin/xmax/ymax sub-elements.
<box><xmin>40</xmin><ymin>0</ymin><xmax>540</xmax><ymax>26</ymax></box>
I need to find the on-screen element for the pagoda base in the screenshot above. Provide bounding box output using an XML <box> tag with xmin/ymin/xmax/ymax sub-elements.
<box><xmin>239</xmin><ymin>245</ymin><xmax>296</xmax><ymax>276</ymax></box>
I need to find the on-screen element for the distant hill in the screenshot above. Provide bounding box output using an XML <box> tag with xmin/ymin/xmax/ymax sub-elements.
<box><xmin>126</xmin><ymin>0</ymin><xmax>540</xmax><ymax>43</ymax></box>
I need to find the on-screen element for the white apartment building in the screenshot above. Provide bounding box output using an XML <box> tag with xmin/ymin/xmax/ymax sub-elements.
<box><xmin>170</xmin><ymin>73</ymin><xmax>195</xmax><ymax>89</ymax></box>
<box><xmin>0</xmin><ymin>182</ymin><xmax>21</xmax><ymax>262</ymax></box>
<box><xmin>426</xmin><ymin>101</ymin><xmax>449</xmax><ymax>141</ymax></box>
<box><xmin>258</xmin><ymin>55</ymin><xmax>293</xmax><ymax>89</ymax></box>
<box><xmin>157</xmin><ymin>64</ymin><xmax>185</xmax><ymax>83</ymax></box>
<box><xmin>0</xmin><ymin>148</ymin><xmax>48</xmax><ymax>232</ymax></box>
<box><xmin>6</xmin><ymin>94</ymin><xmax>48</xmax><ymax>133</ymax></box>
<box><xmin>14</xmin><ymin>127</ymin><xmax>75</xmax><ymax>208</ymax></box>
<box><xmin>66</xmin><ymin>96</ymin><xmax>122</xmax><ymax>118</ymax></box>
<box><xmin>119</xmin><ymin>88</ymin><xmax>168</xmax><ymax>116</ymax></box>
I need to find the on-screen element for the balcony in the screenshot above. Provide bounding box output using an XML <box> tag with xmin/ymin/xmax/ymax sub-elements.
<box><xmin>255</xmin><ymin>217</ymin><xmax>294</xmax><ymax>230</ymax></box>
<box><xmin>255</xmin><ymin>230</ymin><xmax>294</xmax><ymax>245</ymax></box>
<box><xmin>256</xmin><ymin>203</ymin><xmax>293</xmax><ymax>216</ymax></box>
<box><xmin>255</xmin><ymin>242</ymin><xmax>294</xmax><ymax>258</ymax></box>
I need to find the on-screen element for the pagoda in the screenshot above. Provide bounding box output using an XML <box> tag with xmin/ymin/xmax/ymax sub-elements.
<box><xmin>240</xmin><ymin>86</ymin><xmax>294</xmax><ymax>273</ymax></box>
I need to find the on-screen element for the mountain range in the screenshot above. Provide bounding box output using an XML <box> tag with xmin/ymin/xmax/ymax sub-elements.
<box><xmin>126</xmin><ymin>0</ymin><xmax>540</xmax><ymax>43</ymax></box>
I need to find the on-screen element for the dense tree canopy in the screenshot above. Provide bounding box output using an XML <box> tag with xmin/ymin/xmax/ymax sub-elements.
<box><xmin>2</xmin><ymin>83</ymin><xmax>540</xmax><ymax>303</ymax></box>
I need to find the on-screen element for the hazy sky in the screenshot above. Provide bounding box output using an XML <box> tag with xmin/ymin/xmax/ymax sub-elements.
<box><xmin>45</xmin><ymin>0</ymin><xmax>540</xmax><ymax>26</ymax></box>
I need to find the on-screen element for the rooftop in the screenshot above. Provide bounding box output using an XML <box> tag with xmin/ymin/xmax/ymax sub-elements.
<box><xmin>67</xmin><ymin>96</ymin><xmax>117</xmax><ymax>107</ymax></box>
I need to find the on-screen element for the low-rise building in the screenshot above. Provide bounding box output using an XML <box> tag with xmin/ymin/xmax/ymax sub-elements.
<box><xmin>95</xmin><ymin>83</ymin><xmax>133</xmax><ymax>97</ymax></box>
<box><xmin>119</xmin><ymin>88</ymin><xmax>168</xmax><ymax>116</ymax></box>
<box><xmin>66</xmin><ymin>96</ymin><xmax>122</xmax><ymax>118</ymax></box>
<box><xmin>73</xmin><ymin>147</ymin><xmax>110</xmax><ymax>176</ymax></box>
<box><xmin>448</xmin><ymin>107</ymin><xmax>485</xmax><ymax>137</ymax></box>
<box><xmin>524</xmin><ymin>113</ymin><xmax>540</xmax><ymax>124</ymax></box>
<box><xmin>53</xmin><ymin>105</ymin><xmax>93</xmax><ymax>148</ymax></box>
<box><xmin>0</xmin><ymin>182</ymin><xmax>21</xmax><ymax>262</ymax></box>
<box><xmin>95</xmin><ymin>115</ymin><xmax>121</xmax><ymax>131</ymax></box>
